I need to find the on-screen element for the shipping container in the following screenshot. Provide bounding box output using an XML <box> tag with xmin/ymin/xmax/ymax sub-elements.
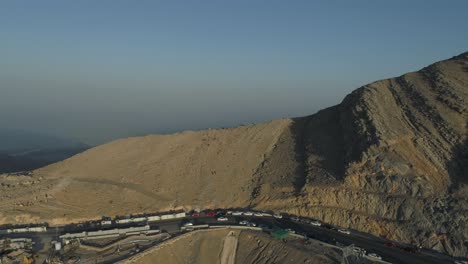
<box><xmin>175</xmin><ymin>212</ymin><xmax>187</xmax><ymax>218</ymax></box>
<box><xmin>147</xmin><ymin>216</ymin><xmax>161</xmax><ymax>222</ymax></box>
<box><xmin>160</xmin><ymin>214</ymin><xmax>175</xmax><ymax>220</ymax></box>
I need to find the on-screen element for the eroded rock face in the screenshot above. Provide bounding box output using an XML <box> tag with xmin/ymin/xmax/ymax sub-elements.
<box><xmin>254</xmin><ymin>52</ymin><xmax>468</xmax><ymax>257</ymax></box>
<box><xmin>0</xmin><ymin>52</ymin><xmax>466</xmax><ymax>257</ymax></box>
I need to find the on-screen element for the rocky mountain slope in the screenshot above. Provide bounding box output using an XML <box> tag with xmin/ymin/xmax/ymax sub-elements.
<box><xmin>0</xmin><ymin>52</ymin><xmax>466</xmax><ymax>256</ymax></box>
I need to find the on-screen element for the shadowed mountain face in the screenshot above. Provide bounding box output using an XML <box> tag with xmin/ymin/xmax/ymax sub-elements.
<box><xmin>296</xmin><ymin>51</ymin><xmax>467</xmax><ymax>192</ymax></box>
<box><xmin>0</xmin><ymin>52</ymin><xmax>466</xmax><ymax>257</ymax></box>
<box><xmin>448</xmin><ymin>135</ymin><xmax>468</xmax><ymax>185</ymax></box>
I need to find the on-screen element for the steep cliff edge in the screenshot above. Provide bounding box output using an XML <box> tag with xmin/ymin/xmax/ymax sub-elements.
<box><xmin>0</xmin><ymin>52</ymin><xmax>466</xmax><ymax>257</ymax></box>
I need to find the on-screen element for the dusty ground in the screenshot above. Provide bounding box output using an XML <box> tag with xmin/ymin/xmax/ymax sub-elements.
<box><xmin>234</xmin><ymin>231</ymin><xmax>343</xmax><ymax>264</ymax></box>
<box><xmin>123</xmin><ymin>229</ymin><xmax>230</xmax><ymax>264</ymax></box>
<box><xmin>0</xmin><ymin>52</ymin><xmax>466</xmax><ymax>257</ymax></box>
<box><xmin>122</xmin><ymin>229</ymin><xmax>343</xmax><ymax>264</ymax></box>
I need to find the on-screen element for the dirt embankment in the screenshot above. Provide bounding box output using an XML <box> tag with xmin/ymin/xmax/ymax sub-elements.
<box><xmin>122</xmin><ymin>229</ymin><xmax>342</xmax><ymax>264</ymax></box>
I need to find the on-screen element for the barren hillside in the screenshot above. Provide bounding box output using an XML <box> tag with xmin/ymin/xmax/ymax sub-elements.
<box><xmin>0</xmin><ymin>52</ymin><xmax>466</xmax><ymax>256</ymax></box>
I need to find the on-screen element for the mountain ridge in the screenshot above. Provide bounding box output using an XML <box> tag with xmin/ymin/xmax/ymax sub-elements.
<box><xmin>0</xmin><ymin>51</ymin><xmax>466</xmax><ymax>257</ymax></box>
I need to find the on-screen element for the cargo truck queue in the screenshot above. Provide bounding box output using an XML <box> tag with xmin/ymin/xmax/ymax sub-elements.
<box><xmin>1</xmin><ymin>208</ymin><xmax>465</xmax><ymax>264</ymax></box>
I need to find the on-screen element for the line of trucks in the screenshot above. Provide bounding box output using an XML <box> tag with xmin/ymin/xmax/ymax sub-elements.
<box><xmin>1</xmin><ymin>209</ymin><xmax>328</xmax><ymax>235</ymax></box>
<box><xmin>1</xmin><ymin>212</ymin><xmax>188</xmax><ymax>234</ymax></box>
<box><xmin>105</xmin><ymin>212</ymin><xmax>187</xmax><ymax>226</ymax></box>
<box><xmin>3</xmin><ymin>208</ymin><xmax>454</xmax><ymax>264</ymax></box>
<box><xmin>6</xmin><ymin>226</ymin><xmax>47</xmax><ymax>233</ymax></box>
<box><xmin>60</xmin><ymin>225</ymin><xmax>160</xmax><ymax>241</ymax></box>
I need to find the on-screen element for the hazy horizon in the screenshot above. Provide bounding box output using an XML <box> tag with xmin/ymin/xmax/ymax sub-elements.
<box><xmin>1</xmin><ymin>1</ymin><xmax>467</xmax><ymax>145</ymax></box>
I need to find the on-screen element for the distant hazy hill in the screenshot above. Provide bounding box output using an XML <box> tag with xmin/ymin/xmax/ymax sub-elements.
<box><xmin>0</xmin><ymin>52</ymin><xmax>466</xmax><ymax>257</ymax></box>
<box><xmin>0</xmin><ymin>129</ymin><xmax>89</xmax><ymax>173</ymax></box>
<box><xmin>0</xmin><ymin>129</ymin><xmax>87</xmax><ymax>153</ymax></box>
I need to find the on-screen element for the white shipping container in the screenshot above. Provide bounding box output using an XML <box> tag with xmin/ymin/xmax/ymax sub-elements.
<box><xmin>147</xmin><ymin>216</ymin><xmax>161</xmax><ymax>222</ymax></box>
<box><xmin>60</xmin><ymin>232</ymin><xmax>87</xmax><ymax>239</ymax></box>
<box><xmin>175</xmin><ymin>212</ymin><xmax>187</xmax><ymax>218</ymax></box>
<box><xmin>10</xmin><ymin>226</ymin><xmax>46</xmax><ymax>232</ymax></box>
<box><xmin>160</xmin><ymin>214</ymin><xmax>175</xmax><ymax>220</ymax></box>
<box><xmin>116</xmin><ymin>219</ymin><xmax>132</xmax><ymax>224</ymax></box>
<box><xmin>29</xmin><ymin>226</ymin><xmax>47</xmax><ymax>232</ymax></box>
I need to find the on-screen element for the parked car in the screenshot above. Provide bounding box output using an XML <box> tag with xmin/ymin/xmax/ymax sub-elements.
<box><xmin>232</xmin><ymin>211</ymin><xmax>243</xmax><ymax>216</ymax></box>
<box><xmin>254</xmin><ymin>212</ymin><xmax>264</xmax><ymax>217</ymax></box>
<box><xmin>226</xmin><ymin>211</ymin><xmax>233</xmax><ymax>215</ymax></box>
<box><xmin>290</xmin><ymin>216</ymin><xmax>300</xmax><ymax>221</ymax></box>
<box><xmin>192</xmin><ymin>212</ymin><xmax>200</xmax><ymax>217</ymax></box>
<box><xmin>367</xmin><ymin>253</ymin><xmax>382</xmax><ymax>260</ymax></box>
<box><xmin>285</xmin><ymin>228</ymin><xmax>295</xmax><ymax>234</ymax></box>
<box><xmin>183</xmin><ymin>222</ymin><xmax>194</xmax><ymax>227</ymax></box>
<box><xmin>239</xmin><ymin>220</ymin><xmax>249</xmax><ymax>225</ymax></box>
<box><xmin>310</xmin><ymin>220</ymin><xmax>322</xmax><ymax>226</ymax></box>
<box><xmin>246</xmin><ymin>222</ymin><xmax>257</xmax><ymax>227</ymax></box>
<box><xmin>217</xmin><ymin>217</ymin><xmax>228</xmax><ymax>221</ymax></box>
<box><xmin>337</xmin><ymin>229</ymin><xmax>350</xmax><ymax>235</ymax></box>
<box><xmin>273</xmin><ymin>213</ymin><xmax>283</xmax><ymax>219</ymax></box>
<box><xmin>243</xmin><ymin>211</ymin><xmax>254</xmax><ymax>216</ymax></box>
<box><xmin>205</xmin><ymin>211</ymin><xmax>216</xmax><ymax>217</ymax></box>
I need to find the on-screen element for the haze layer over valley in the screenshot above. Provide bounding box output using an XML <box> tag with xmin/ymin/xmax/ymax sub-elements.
<box><xmin>0</xmin><ymin>130</ymin><xmax>88</xmax><ymax>173</ymax></box>
<box><xmin>0</xmin><ymin>52</ymin><xmax>467</xmax><ymax>257</ymax></box>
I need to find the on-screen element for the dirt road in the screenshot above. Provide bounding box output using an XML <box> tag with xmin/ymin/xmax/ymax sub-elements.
<box><xmin>220</xmin><ymin>231</ymin><xmax>239</xmax><ymax>264</ymax></box>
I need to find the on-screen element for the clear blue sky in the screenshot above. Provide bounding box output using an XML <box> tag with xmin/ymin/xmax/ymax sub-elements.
<box><xmin>1</xmin><ymin>0</ymin><xmax>467</xmax><ymax>144</ymax></box>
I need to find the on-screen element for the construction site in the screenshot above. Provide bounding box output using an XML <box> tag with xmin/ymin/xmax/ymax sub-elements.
<box><xmin>0</xmin><ymin>238</ymin><xmax>35</xmax><ymax>264</ymax></box>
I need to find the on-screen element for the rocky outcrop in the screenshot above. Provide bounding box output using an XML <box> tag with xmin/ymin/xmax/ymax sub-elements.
<box><xmin>254</xmin><ymin>51</ymin><xmax>468</xmax><ymax>257</ymax></box>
